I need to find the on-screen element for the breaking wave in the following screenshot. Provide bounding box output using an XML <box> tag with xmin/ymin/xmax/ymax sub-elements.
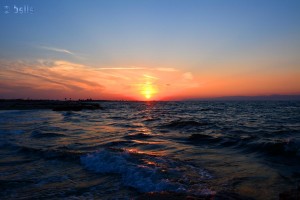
<box><xmin>80</xmin><ymin>149</ymin><xmax>213</xmax><ymax>194</ymax></box>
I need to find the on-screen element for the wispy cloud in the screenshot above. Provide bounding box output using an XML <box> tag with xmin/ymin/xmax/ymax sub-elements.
<box><xmin>143</xmin><ymin>74</ymin><xmax>159</xmax><ymax>79</ymax></box>
<box><xmin>98</xmin><ymin>67</ymin><xmax>144</xmax><ymax>70</ymax></box>
<box><xmin>155</xmin><ymin>68</ymin><xmax>178</xmax><ymax>72</ymax></box>
<box><xmin>39</xmin><ymin>45</ymin><xmax>74</xmax><ymax>55</ymax></box>
<box><xmin>0</xmin><ymin>59</ymin><xmax>201</xmax><ymax>100</ymax></box>
<box><xmin>0</xmin><ymin>60</ymin><xmax>105</xmax><ymax>99</ymax></box>
<box><xmin>183</xmin><ymin>72</ymin><xmax>194</xmax><ymax>80</ymax></box>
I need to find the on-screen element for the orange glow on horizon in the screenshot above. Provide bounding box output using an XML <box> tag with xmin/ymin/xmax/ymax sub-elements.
<box><xmin>0</xmin><ymin>60</ymin><xmax>299</xmax><ymax>100</ymax></box>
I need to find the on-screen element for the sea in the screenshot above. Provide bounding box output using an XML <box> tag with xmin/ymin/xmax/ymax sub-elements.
<box><xmin>0</xmin><ymin>101</ymin><xmax>299</xmax><ymax>200</ymax></box>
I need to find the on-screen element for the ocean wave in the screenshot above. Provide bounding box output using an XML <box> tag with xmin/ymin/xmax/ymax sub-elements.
<box><xmin>109</xmin><ymin>116</ymin><xmax>127</xmax><ymax>120</ymax></box>
<box><xmin>188</xmin><ymin>133</ymin><xmax>222</xmax><ymax>143</ymax></box>
<box><xmin>80</xmin><ymin>149</ymin><xmax>213</xmax><ymax>194</ymax></box>
<box><xmin>246</xmin><ymin>138</ymin><xmax>300</xmax><ymax>157</ymax></box>
<box><xmin>160</xmin><ymin>120</ymin><xmax>211</xmax><ymax>129</ymax></box>
<box><xmin>123</xmin><ymin>133</ymin><xmax>153</xmax><ymax>140</ymax></box>
<box><xmin>31</xmin><ymin>130</ymin><xmax>65</xmax><ymax>138</ymax></box>
<box><xmin>102</xmin><ymin>140</ymin><xmax>135</xmax><ymax>148</ymax></box>
<box><xmin>18</xmin><ymin>146</ymin><xmax>82</xmax><ymax>161</ymax></box>
<box><xmin>0</xmin><ymin>129</ymin><xmax>25</xmax><ymax>135</ymax></box>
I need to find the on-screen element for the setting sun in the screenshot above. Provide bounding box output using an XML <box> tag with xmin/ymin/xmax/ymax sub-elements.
<box><xmin>141</xmin><ymin>81</ymin><xmax>156</xmax><ymax>100</ymax></box>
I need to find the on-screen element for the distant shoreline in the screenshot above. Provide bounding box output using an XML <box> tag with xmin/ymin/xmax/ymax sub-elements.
<box><xmin>0</xmin><ymin>99</ymin><xmax>102</xmax><ymax>111</ymax></box>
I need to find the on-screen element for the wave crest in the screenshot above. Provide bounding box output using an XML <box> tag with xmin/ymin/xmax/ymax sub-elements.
<box><xmin>80</xmin><ymin>149</ymin><xmax>212</xmax><ymax>193</ymax></box>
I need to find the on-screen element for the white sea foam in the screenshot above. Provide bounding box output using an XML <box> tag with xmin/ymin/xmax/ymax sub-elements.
<box><xmin>80</xmin><ymin>149</ymin><xmax>212</xmax><ymax>193</ymax></box>
<box><xmin>81</xmin><ymin>149</ymin><xmax>177</xmax><ymax>192</ymax></box>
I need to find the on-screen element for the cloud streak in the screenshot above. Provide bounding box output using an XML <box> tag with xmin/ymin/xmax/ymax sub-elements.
<box><xmin>39</xmin><ymin>46</ymin><xmax>74</xmax><ymax>55</ymax></box>
<box><xmin>143</xmin><ymin>74</ymin><xmax>159</xmax><ymax>80</ymax></box>
<box><xmin>0</xmin><ymin>59</ymin><xmax>200</xmax><ymax>100</ymax></box>
<box><xmin>98</xmin><ymin>67</ymin><xmax>144</xmax><ymax>70</ymax></box>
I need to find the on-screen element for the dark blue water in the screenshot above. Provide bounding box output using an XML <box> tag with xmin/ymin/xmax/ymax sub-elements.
<box><xmin>0</xmin><ymin>101</ymin><xmax>299</xmax><ymax>199</ymax></box>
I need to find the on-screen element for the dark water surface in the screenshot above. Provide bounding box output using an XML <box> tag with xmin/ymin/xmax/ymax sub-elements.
<box><xmin>0</xmin><ymin>101</ymin><xmax>300</xmax><ymax>199</ymax></box>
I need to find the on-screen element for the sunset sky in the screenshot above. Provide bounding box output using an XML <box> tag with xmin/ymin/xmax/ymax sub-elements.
<box><xmin>1</xmin><ymin>0</ymin><xmax>300</xmax><ymax>100</ymax></box>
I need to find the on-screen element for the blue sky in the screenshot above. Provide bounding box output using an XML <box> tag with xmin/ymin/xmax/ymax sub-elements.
<box><xmin>1</xmin><ymin>0</ymin><xmax>299</xmax><ymax>64</ymax></box>
<box><xmin>0</xmin><ymin>0</ymin><xmax>300</xmax><ymax>99</ymax></box>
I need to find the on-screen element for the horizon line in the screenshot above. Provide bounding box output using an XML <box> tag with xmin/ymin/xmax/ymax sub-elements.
<box><xmin>1</xmin><ymin>94</ymin><xmax>300</xmax><ymax>102</ymax></box>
